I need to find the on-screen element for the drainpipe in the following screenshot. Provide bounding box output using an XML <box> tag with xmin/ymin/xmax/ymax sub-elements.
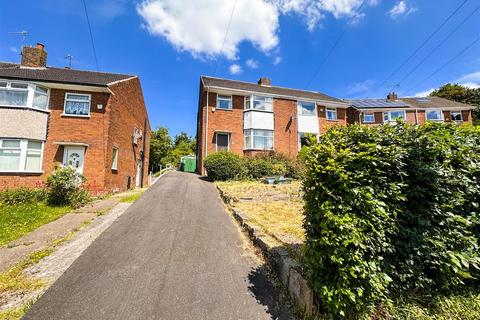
<box><xmin>204</xmin><ymin>87</ymin><xmax>209</xmax><ymax>173</ymax></box>
<box><xmin>358</xmin><ymin>111</ymin><xmax>362</xmax><ymax>124</ymax></box>
<box><xmin>415</xmin><ymin>109</ymin><xmax>419</xmax><ymax>125</ymax></box>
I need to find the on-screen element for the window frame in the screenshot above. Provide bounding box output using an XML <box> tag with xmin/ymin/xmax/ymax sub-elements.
<box><xmin>215</xmin><ymin>132</ymin><xmax>230</xmax><ymax>151</ymax></box>
<box><xmin>0</xmin><ymin>138</ymin><xmax>44</xmax><ymax>173</ymax></box>
<box><xmin>450</xmin><ymin>111</ymin><xmax>463</xmax><ymax>122</ymax></box>
<box><xmin>362</xmin><ymin>112</ymin><xmax>375</xmax><ymax>123</ymax></box>
<box><xmin>63</xmin><ymin>92</ymin><xmax>92</xmax><ymax>117</ymax></box>
<box><xmin>245</xmin><ymin>95</ymin><xmax>273</xmax><ymax>112</ymax></box>
<box><xmin>0</xmin><ymin>80</ymin><xmax>50</xmax><ymax>111</ymax></box>
<box><xmin>425</xmin><ymin>108</ymin><xmax>444</xmax><ymax>122</ymax></box>
<box><xmin>383</xmin><ymin>110</ymin><xmax>406</xmax><ymax>123</ymax></box>
<box><xmin>111</xmin><ymin>147</ymin><xmax>119</xmax><ymax>170</ymax></box>
<box><xmin>326</xmin><ymin>107</ymin><xmax>337</xmax><ymax>121</ymax></box>
<box><xmin>244</xmin><ymin>129</ymin><xmax>274</xmax><ymax>150</ymax></box>
<box><xmin>297</xmin><ymin>101</ymin><xmax>317</xmax><ymax>117</ymax></box>
<box><xmin>216</xmin><ymin>94</ymin><xmax>233</xmax><ymax>110</ymax></box>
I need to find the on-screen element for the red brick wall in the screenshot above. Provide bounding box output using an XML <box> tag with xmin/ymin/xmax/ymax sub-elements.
<box><xmin>319</xmin><ymin>106</ymin><xmax>347</xmax><ymax>133</ymax></box>
<box><xmin>274</xmin><ymin>98</ymin><xmax>297</xmax><ymax>157</ymax></box>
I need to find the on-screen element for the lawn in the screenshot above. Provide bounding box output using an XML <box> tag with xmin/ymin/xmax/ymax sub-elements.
<box><xmin>0</xmin><ymin>202</ymin><xmax>71</xmax><ymax>246</ymax></box>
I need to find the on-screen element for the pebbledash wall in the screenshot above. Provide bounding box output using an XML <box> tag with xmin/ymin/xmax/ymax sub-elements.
<box><xmin>0</xmin><ymin>78</ymin><xmax>150</xmax><ymax>193</ymax></box>
<box><xmin>196</xmin><ymin>90</ymin><xmax>347</xmax><ymax>175</ymax></box>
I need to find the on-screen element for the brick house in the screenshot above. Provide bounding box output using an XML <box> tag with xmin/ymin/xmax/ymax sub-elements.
<box><xmin>196</xmin><ymin>77</ymin><xmax>475</xmax><ymax>175</ymax></box>
<box><xmin>196</xmin><ymin>76</ymin><xmax>349</xmax><ymax>174</ymax></box>
<box><xmin>0</xmin><ymin>43</ymin><xmax>151</xmax><ymax>193</ymax></box>
<box><xmin>347</xmin><ymin>92</ymin><xmax>474</xmax><ymax>125</ymax></box>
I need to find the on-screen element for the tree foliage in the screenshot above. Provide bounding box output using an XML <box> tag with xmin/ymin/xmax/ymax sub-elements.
<box><xmin>149</xmin><ymin>126</ymin><xmax>196</xmax><ymax>171</ymax></box>
<box><xmin>430</xmin><ymin>83</ymin><xmax>480</xmax><ymax>124</ymax></box>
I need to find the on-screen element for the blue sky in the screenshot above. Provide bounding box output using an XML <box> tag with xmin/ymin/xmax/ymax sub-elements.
<box><xmin>1</xmin><ymin>0</ymin><xmax>479</xmax><ymax>136</ymax></box>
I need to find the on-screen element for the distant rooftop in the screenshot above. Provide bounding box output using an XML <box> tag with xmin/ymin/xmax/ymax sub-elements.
<box><xmin>348</xmin><ymin>98</ymin><xmax>411</xmax><ymax>109</ymax></box>
<box><xmin>349</xmin><ymin>96</ymin><xmax>474</xmax><ymax>110</ymax></box>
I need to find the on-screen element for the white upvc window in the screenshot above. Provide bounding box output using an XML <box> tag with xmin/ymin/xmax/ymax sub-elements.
<box><xmin>244</xmin><ymin>129</ymin><xmax>274</xmax><ymax>150</ymax></box>
<box><xmin>0</xmin><ymin>80</ymin><xmax>49</xmax><ymax>111</ymax></box>
<box><xmin>362</xmin><ymin>113</ymin><xmax>375</xmax><ymax>123</ymax></box>
<box><xmin>0</xmin><ymin>138</ymin><xmax>44</xmax><ymax>172</ymax></box>
<box><xmin>383</xmin><ymin>110</ymin><xmax>406</xmax><ymax>123</ymax></box>
<box><xmin>450</xmin><ymin>111</ymin><xmax>463</xmax><ymax>122</ymax></box>
<box><xmin>216</xmin><ymin>94</ymin><xmax>232</xmax><ymax>110</ymax></box>
<box><xmin>63</xmin><ymin>93</ymin><xmax>91</xmax><ymax>116</ymax></box>
<box><xmin>297</xmin><ymin>101</ymin><xmax>316</xmax><ymax>116</ymax></box>
<box><xmin>326</xmin><ymin>107</ymin><xmax>337</xmax><ymax>121</ymax></box>
<box><xmin>425</xmin><ymin>109</ymin><xmax>444</xmax><ymax>121</ymax></box>
<box><xmin>111</xmin><ymin>147</ymin><xmax>119</xmax><ymax>170</ymax></box>
<box><xmin>245</xmin><ymin>95</ymin><xmax>273</xmax><ymax>112</ymax></box>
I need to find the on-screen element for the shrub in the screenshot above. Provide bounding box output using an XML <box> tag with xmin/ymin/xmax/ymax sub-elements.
<box><xmin>203</xmin><ymin>151</ymin><xmax>244</xmax><ymax>181</ymax></box>
<box><xmin>46</xmin><ymin>167</ymin><xmax>90</xmax><ymax>208</ymax></box>
<box><xmin>246</xmin><ymin>158</ymin><xmax>275</xmax><ymax>178</ymax></box>
<box><xmin>0</xmin><ymin>188</ymin><xmax>46</xmax><ymax>205</ymax></box>
<box><xmin>302</xmin><ymin>123</ymin><xmax>480</xmax><ymax>318</ymax></box>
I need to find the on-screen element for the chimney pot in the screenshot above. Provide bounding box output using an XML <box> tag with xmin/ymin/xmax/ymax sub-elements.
<box><xmin>36</xmin><ymin>43</ymin><xmax>45</xmax><ymax>50</ymax></box>
<box><xmin>258</xmin><ymin>77</ymin><xmax>271</xmax><ymax>86</ymax></box>
<box><xmin>21</xmin><ymin>42</ymin><xmax>47</xmax><ymax>68</ymax></box>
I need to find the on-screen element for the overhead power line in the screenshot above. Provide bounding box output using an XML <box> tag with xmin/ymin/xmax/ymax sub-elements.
<box><xmin>371</xmin><ymin>0</ymin><xmax>469</xmax><ymax>95</ymax></box>
<box><xmin>213</xmin><ymin>0</ymin><xmax>238</xmax><ymax>76</ymax></box>
<box><xmin>81</xmin><ymin>0</ymin><xmax>99</xmax><ymax>71</ymax></box>
<box><xmin>407</xmin><ymin>34</ymin><xmax>480</xmax><ymax>94</ymax></box>
<box><xmin>398</xmin><ymin>4</ymin><xmax>480</xmax><ymax>86</ymax></box>
<box><xmin>305</xmin><ymin>0</ymin><xmax>367</xmax><ymax>89</ymax></box>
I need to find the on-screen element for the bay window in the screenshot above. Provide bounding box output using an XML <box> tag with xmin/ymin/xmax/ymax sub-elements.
<box><xmin>64</xmin><ymin>93</ymin><xmax>91</xmax><ymax>116</ymax></box>
<box><xmin>245</xmin><ymin>95</ymin><xmax>273</xmax><ymax>112</ymax></box>
<box><xmin>0</xmin><ymin>80</ymin><xmax>49</xmax><ymax>110</ymax></box>
<box><xmin>244</xmin><ymin>129</ymin><xmax>273</xmax><ymax>150</ymax></box>
<box><xmin>33</xmin><ymin>86</ymin><xmax>49</xmax><ymax>110</ymax></box>
<box><xmin>297</xmin><ymin>101</ymin><xmax>316</xmax><ymax>116</ymax></box>
<box><xmin>0</xmin><ymin>139</ymin><xmax>43</xmax><ymax>172</ymax></box>
<box><xmin>383</xmin><ymin>110</ymin><xmax>406</xmax><ymax>123</ymax></box>
<box><xmin>426</xmin><ymin>109</ymin><xmax>443</xmax><ymax>121</ymax></box>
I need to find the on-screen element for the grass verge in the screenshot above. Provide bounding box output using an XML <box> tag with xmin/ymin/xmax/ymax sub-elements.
<box><xmin>0</xmin><ymin>299</ymin><xmax>35</xmax><ymax>320</ymax></box>
<box><xmin>0</xmin><ymin>203</ymin><xmax>71</xmax><ymax>246</ymax></box>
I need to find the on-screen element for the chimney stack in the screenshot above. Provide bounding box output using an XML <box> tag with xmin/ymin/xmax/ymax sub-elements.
<box><xmin>258</xmin><ymin>77</ymin><xmax>271</xmax><ymax>86</ymax></box>
<box><xmin>387</xmin><ymin>92</ymin><xmax>398</xmax><ymax>101</ymax></box>
<box><xmin>21</xmin><ymin>42</ymin><xmax>47</xmax><ymax>68</ymax></box>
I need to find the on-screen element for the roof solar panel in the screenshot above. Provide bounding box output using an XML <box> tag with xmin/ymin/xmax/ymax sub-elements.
<box><xmin>348</xmin><ymin>99</ymin><xmax>411</xmax><ymax>109</ymax></box>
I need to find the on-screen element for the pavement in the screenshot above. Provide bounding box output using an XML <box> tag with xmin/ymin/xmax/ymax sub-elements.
<box><xmin>24</xmin><ymin>171</ymin><xmax>293</xmax><ymax>320</ymax></box>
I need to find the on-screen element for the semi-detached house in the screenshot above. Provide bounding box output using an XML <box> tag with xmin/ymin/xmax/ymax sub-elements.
<box><xmin>0</xmin><ymin>43</ymin><xmax>151</xmax><ymax>193</ymax></box>
<box><xmin>196</xmin><ymin>76</ymin><xmax>475</xmax><ymax>175</ymax></box>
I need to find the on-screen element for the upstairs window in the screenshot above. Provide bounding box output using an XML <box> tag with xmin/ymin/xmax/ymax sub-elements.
<box><xmin>33</xmin><ymin>86</ymin><xmax>49</xmax><ymax>110</ymax></box>
<box><xmin>216</xmin><ymin>95</ymin><xmax>232</xmax><ymax>110</ymax></box>
<box><xmin>245</xmin><ymin>95</ymin><xmax>273</xmax><ymax>112</ymax></box>
<box><xmin>64</xmin><ymin>93</ymin><xmax>91</xmax><ymax>116</ymax></box>
<box><xmin>363</xmin><ymin>113</ymin><xmax>375</xmax><ymax>123</ymax></box>
<box><xmin>326</xmin><ymin>107</ymin><xmax>337</xmax><ymax>120</ymax></box>
<box><xmin>0</xmin><ymin>81</ymin><xmax>28</xmax><ymax>107</ymax></box>
<box><xmin>297</xmin><ymin>101</ymin><xmax>316</xmax><ymax>116</ymax></box>
<box><xmin>451</xmin><ymin>111</ymin><xmax>463</xmax><ymax>122</ymax></box>
<box><xmin>426</xmin><ymin>109</ymin><xmax>443</xmax><ymax>121</ymax></box>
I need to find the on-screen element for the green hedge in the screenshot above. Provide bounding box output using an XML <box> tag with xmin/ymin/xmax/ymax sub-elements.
<box><xmin>302</xmin><ymin>123</ymin><xmax>480</xmax><ymax>318</ymax></box>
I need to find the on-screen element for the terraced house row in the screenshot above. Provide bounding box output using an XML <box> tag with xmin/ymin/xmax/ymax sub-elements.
<box><xmin>196</xmin><ymin>76</ymin><xmax>475</xmax><ymax>174</ymax></box>
<box><xmin>0</xmin><ymin>43</ymin><xmax>151</xmax><ymax>193</ymax></box>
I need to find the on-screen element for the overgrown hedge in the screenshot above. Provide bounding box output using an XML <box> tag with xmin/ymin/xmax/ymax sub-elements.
<box><xmin>203</xmin><ymin>151</ymin><xmax>304</xmax><ymax>181</ymax></box>
<box><xmin>302</xmin><ymin>122</ymin><xmax>480</xmax><ymax>318</ymax></box>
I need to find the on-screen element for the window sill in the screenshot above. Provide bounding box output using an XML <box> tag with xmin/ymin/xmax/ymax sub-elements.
<box><xmin>0</xmin><ymin>105</ymin><xmax>50</xmax><ymax>113</ymax></box>
<box><xmin>215</xmin><ymin>107</ymin><xmax>233</xmax><ymax>111</ymax></box>
<box><xmin>0</xmin><ymin>171</ymin><xmax>44</xmax><ymax>174</ymax></box>
<box><xmin>243</xmin><ymin>148</ymin><xmax>274</xmax><ymax>151</ymax></box>
<box><xmin>244</xmin><ymin>109</ymin><xmax>274</xmax><ymax>114</ymax></box>
<box><xmin>61</xmin><ymin>113</ymin><xmax>91</xmax><ymax>118</ymax></box>
<box><xmin>326</xmin><ymin>119</ymin><xmax>339</xmax><ymax>122</ymax></box>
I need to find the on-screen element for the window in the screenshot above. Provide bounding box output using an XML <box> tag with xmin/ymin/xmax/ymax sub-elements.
<box><xmin>111</xmin><ymin>148</ymin><xmax>119</xmax><ymax>170</ymax></box>
<box><xmin>33</xmin><ymin>86</ymin><xmax>49</xmax><ymax>110</ymax></box>
<box><xmin>298</xmin><ymin>101</ymin><xmax>316</xmax><ymax>116</ymax></box>
<box><xmin>64</xmin><ymin>93</ymin><xmax>91</xmax><ymax>116</ymax></box>
<box><xmin>0</xmin><ymin>139</ymin><xmax>43</xmax><ymax>172</ymax></box>
<box><xmin>451</xmin><ymin>111</ymin><xmax>463</xmax><ymax>122</ymax></box>
<box><xmin>426</xmin><ymin>109</ymin><xmax>443</xmax><ymax>121</ymax></box>
<box><xmin>298</xmin><ymin>133</ymin><xmax>317</xmax><ymax>149</ymax></box>
<box><xmin>0</xmin><ymin>81</ymin><xmax>28</xmax><ymax>107</ymax></box>
<box><xmin>216</xmin><ymin>133</ymin><xmax>230</xmax><ymax>151</ymax></box>
<box><xmin>326</xmin><ymin>108</ymin><xmax>337</xmax><ymax>121</ymax></box>
<box><xmin>383</xmin><ymin>110</ymin><xmax>406</xmax><ymax>123</ymax></box>
<box><xmin>244</xmin><ymin>129</ymin><xmax>273</xmax><ymax>150</ymax></box>
<box><xmin>363</xmin><ymin>113</ymin><xmax>375</xmax><ymax>123</ymax></box>
<box><xmin>216</xmin><ymin>95</ymin><xmax>232</xmax><ymax>110</ymax></box>
<box><xmin>245</xmin><ymin>95</ymin><xmax>273</xmax><ymax>112</ymax></box>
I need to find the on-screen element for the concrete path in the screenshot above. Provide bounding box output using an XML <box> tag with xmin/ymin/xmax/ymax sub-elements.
<box><xmin>24</xmin><ymin>172</ymin><xmax>293</xmax><ymax>320</ymax></box>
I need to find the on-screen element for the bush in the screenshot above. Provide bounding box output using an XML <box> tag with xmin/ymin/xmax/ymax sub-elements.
<box><xmin>46</xmin><ymin>167</ymin><xmax>90</xmax><ymax>208</ymax></box>
<box><xmin>302</xmin><ymin>123</ymin><xmax>480</xmax><ymax>318</ymax></box>
<box><xmin>246</xmin><ymin>158</ymin><xmax>275</xmax><ymax>178</ymax></box>
<box><xmin>203</xmin><ymin>151</ymin><xmax>244</xmax><ymax>181</ymax></box>
<box><xmin>0</xmin><ymin>188</ymin><xmax>46</xmax><ymax>205</ymax></box>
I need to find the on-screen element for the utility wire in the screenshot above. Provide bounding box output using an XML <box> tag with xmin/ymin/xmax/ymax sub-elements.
<box><xmin>305</xmin><ymin>0</ymin><xmax>367</xmax><ymax>89</ymax></box>
<box><xmin>213</xmin><ymin>0</ymin><xmax>238</xmax><ymax>76</ymax></box>
<box><xmin>398</xmin><ymin>4</ymin><xmax>480</xmax><ymax>86</ymax></box>
<box><xmin>407</xmin><ymin>34</ymin><xmax>480</xmax><ymax>94</ymax></box>
<box><xmin>371</xmin><ymin>0</ymin><xmax>468</xmax><ymax>95</ymax></box>
<box><xmin>81</xmin><ymin>0</ymin><xmax>99</xmax><ymax>71</ymax></box>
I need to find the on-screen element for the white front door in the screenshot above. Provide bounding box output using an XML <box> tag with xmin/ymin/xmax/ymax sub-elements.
<box><xmin>63</xmin><ymin>147</ymin><xmax>85</xmax><ymax>174</ymax></box>
<box><xmin>136</xmin><ymin>161</ymin><xmax>142</xmax><ymax>187</ymax></box>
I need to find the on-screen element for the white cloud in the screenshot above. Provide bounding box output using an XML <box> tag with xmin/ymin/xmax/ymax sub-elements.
<box><xmin>9</xmin><ymin>46</ymin><xmax>19</xmax><ymax>53</ymax></box>
<box><xmin>229</xmin><ymin>64</ymin><xmax>242</xmax><ymax>74</ymax></box>
<box><xmin>413</xmin><ymin>88</ymin><xmax>435</xmax><ymax>97</ymax></box>
<box><xmin>138</xmin><ymin>0</ymin><xmax>279</xmax><ymax>60</ymax></box>
<box><xmin>273</xmin><ymin>56</ymin><xmax>282</xmax><ymax>65</ymax></box>
<box><xmin>246</xmin><ymin>59</ymin><xmax>259</xmax><ymax>69</ymax></box>
<box><xmin>92</xmin><ymin>0</ymin><xmax>127</xmax><ymax>21</ymax></box>
<box><xmin>461</xmin><ymin>82</ymin><xmax>480</xmax><ymax>89</ymax></box>
<box><xmin>456</xmin><ymin>71</ymin><xmax>480</xmax><ymax>88</ymax></box>
<box><xmin>346</xmin><ymin>79</ymin><xmax>375</xmax><ymax>95</ymax></box>
<box><xmin>388</xmin><ymin>1</ymin><xmax>417</xmax><ymax>19</ymax></box>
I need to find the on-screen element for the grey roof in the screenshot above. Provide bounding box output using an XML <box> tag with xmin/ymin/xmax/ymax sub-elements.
<box><xmin>401</xmin><ymin>97</ymin><xmax>475</xmax><ymax>109</ymax></box>
<box><xmin>348</xmin><ymin>98</ymin><xmax>412</xmax><ymax>109</ymax></box>
<box><xmin>0</xmin><ymin>62</ymin><xmax>134</xmax><ymax>87</ymax></box>
<box><xmin>201</xmin><ymin>76</ymin><xmax>342</xmax><ymax>103</ymax></box>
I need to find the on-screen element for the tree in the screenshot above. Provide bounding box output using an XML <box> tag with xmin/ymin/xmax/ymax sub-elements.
<box><xmin>430</xmin><ymin>83</ymin><xmax>480</xmax><ymax>124</ymax></box>
<box><xmin>149</xmin><ymin>126</ymin><xmax>172</xmax><ymax>171</ymax></box>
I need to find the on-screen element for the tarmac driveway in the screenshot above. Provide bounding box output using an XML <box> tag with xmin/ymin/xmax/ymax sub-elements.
<box><xmin>24</xmin><ymin>171</ymin><xmax>293</xmax><ymax>320</ymax></box>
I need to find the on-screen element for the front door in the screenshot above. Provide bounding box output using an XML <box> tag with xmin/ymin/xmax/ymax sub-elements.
<box><xmin>63</xmin><ymin>147</ymin><xmax>85</xmax><ymax>174</ymax></box>
<box><xmin>136</xmin><ymin>161</ymin><xmax>142</xmax><ymax>187</ymax></box>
